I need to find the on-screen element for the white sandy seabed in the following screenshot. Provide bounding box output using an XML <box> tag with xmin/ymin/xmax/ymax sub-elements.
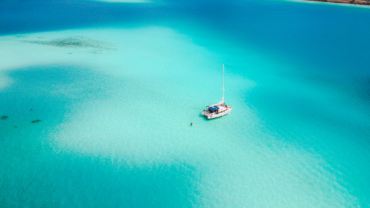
<box><xmin>0</xmin><ymin>26</ymin><xmax>365</xmax><ymax>207</ymax></box>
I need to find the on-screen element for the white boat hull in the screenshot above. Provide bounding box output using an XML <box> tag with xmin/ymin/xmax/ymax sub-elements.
<box><xmin>201</xmin><ymin>64</ymin><xmax>232</xmax><ymax>120</ymax></box>
<box><xmin>202</xmin><ymin>104</ymin><xmax>232</xmax><ymax>119</ymax></box>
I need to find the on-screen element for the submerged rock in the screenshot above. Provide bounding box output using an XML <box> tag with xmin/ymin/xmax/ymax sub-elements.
<box><xmin>1</xmin><ymin>116</ymin><xmax>8</xmax><ymax>120</ymax></box>
<box><xmin>31</xmin><ymin>119</ymin><xmax>41</xmax><ymax>123</ymax></box>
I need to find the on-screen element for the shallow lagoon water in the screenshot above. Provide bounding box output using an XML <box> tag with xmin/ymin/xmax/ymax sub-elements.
<box><xmin>1</xmin><ymin>0</ymin><xmax>370</xmax><ymax>207</ymax></box>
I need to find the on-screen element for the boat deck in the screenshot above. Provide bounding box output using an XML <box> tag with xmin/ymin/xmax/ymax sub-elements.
<box><xmin>202</xmin><ymin>104</ymin><xmax>232</xmax><ymax>119</ymax></box>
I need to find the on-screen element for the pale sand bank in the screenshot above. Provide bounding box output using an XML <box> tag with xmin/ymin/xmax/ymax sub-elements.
<box><xmin>1</xmin><ymin>26</ymin><xmax>362</xmax><ymax>207</ymax></box>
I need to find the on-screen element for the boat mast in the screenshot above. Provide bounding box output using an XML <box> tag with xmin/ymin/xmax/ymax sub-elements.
<box><xmin>222</xmin><ymin>64</ymin><xmax>225</xmax><ymax>103</ymax></box>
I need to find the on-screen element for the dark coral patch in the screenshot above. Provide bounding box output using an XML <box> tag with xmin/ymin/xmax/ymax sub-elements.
<box><xmin>21</xmin><ymin>37</ymin><xmax>112</xmax><ymax>50</ymax></box>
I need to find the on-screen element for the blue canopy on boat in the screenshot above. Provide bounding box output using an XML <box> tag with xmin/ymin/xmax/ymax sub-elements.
<box><xmin>209</xmin><ymin>106</ymin><xmax>219</xmax><ymax>111</ymax></box>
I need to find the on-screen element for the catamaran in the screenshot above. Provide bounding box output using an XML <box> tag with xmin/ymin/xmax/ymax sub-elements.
<box><xmin>202</xmin><ymin>64</ymin><xmax>232</xmax><ymax>119</ymax></box>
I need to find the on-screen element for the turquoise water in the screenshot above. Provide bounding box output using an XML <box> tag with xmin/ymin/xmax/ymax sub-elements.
<box><xmin>1</xmin><ymin>0</ymin><xmax>370</xmax><ymax>207</ymax></box>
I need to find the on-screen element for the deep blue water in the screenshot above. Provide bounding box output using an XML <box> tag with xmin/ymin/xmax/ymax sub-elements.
<box><xmin>2</xmin><ymin>0</ymin><xmax>370</xmax><ymax>72</ymax></box>
<box><xmin>1</xmin><ymin>0</ymin><xmax>370</xmax><ymax>207</ymax></box>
